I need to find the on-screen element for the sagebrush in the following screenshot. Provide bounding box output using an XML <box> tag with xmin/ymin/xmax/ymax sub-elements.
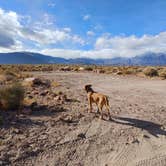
<box><xmin>0</xmin><ymin>83</ymin><xmax>25</xmax><ymax>111</ymax></box>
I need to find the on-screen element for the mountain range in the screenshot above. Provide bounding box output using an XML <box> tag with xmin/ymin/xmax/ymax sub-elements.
<box><xmin>0</xmin><ymin>52</ymin><xmax>166</xmax><ymax>65</ymax></box>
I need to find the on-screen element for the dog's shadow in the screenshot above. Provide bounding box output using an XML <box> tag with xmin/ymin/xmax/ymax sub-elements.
<box><xmin>109</xmin><ymin>116</ymin><xmax>166</xmax><ymax>138</ymax></box>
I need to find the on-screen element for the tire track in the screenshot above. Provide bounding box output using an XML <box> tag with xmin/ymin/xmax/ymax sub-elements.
<box><xmin>109</xmin><ymin>143</ymin><xmax>138</xmax><ymax>166</ymax></box>
<box><xmin>135</xmin><ymin>154</ymin><xmax>166</xmax><ymax>166</ymax></box>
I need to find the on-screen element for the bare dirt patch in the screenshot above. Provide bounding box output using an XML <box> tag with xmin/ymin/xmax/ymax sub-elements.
<box><xmin>0</xmin><ymin>71</ymin><xmax>166</xmax><ymax>166</ymax></box>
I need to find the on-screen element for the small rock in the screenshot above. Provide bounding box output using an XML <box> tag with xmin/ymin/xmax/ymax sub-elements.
<box><xmin>39</xmin><ymin>90</ymin><xmax>49</xmax><ymax>96</ymax></box>
<box><xmin>50</xmin><ymin>120</ymin><xmax>56</xmax><ymax>127</ymax></box>
<box><xmin>12</xmin><ymin>128</ymin><xmax>22</xmax><ymax>134</ymax></box>
<box><xmin>54</xmin><ymin>96</ymin><xmax>61</xmax><ymax>101</ymax></box>
<box><xmin>161</xmin><ymin>125</ymin><xmax>166</xmax><ymax>131</ymax></box>
<box><xmin>27</xmin><ymin>95</ymin><xmax>33</xmax><ymax>99</ymax></box>
<box><xmin>77</xmin><ymin>133</ymin><xmax>86</xmax><ymax>139</ymax></box>
<box><xmin>120</xmin><ymin>130</ymin><xmax>125</xmax><ymax>134</ymax></box>
<box><xmin>22</xmin><ymin>108</ymin><xmax>32</xmax><ymax>115</ymax></box>
<box><xmin>132</xmin><ymin>138</ymin><xmax>139</xmax><ymax>144</ymax></box>
<box><xmin>33</xmin><ymin>91</ymin><xmax>39</xmax><ymax>95</ymax></box>
<box><xmin>32</xmin><ymin>78</ymin><xmax>51</xmax><ymax>88</ymax></box>
<box><xmin>143</xmin><ymin>134</ymin><xmax>150</xmax><ymax>139</ymax></box>
<box><xmin>59</xmin><ymin>115</ymin><xmax>73</xmax><ymax>123</ymax></box>
<box><xmin>39</xmin><ymin>134</ymin><xmax>48</xmax><ymax>140</ymax></box>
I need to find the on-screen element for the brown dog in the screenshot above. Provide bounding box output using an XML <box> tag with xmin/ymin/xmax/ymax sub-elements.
<box><xmin>84</xmin><ymin>84</ymin><xmax>111</xmax><ymax>119</ymax></box>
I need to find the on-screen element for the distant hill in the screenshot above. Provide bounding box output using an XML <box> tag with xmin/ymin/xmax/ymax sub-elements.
<box><xmin>0</xmin><ymin>52</ymin><xmax>166</xmax><ymax>65</ymax></box>
<box><xmin>0</xmin><ymin>52</ymin><xmax>68</xmax><ymax>64</ymax></box>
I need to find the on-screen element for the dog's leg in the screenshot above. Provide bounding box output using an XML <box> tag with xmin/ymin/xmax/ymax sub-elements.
<box><xmin>106</xmin><ymin>98</ymin><xmax>112</xmax><ymax>120</ymax></box>
<box><xmin>88</xmin><ymin>97</ymin><xmax>92</xmax><ymax>113</ymax></box>
<box><xmin>96</xmin><ymin>103</ymin><xmax>100</xmax><ymax>114</ymax></box>
<box><xmin>98</xmin><ymin>103</ymin><xmax>103</xmax><ymax>119</ymax></box>
<box><xmin>106</xmin><ymin>105</ymin><xmax>111</xmax><ymax>120</ymax></box>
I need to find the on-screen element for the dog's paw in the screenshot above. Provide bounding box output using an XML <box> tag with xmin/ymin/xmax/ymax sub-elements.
<box><xmin>88</xmin><ymin>110</ymin><xmax>92</xmax><ymax>113</ymax></box>
<box><xmin>108</xmin><ymin>116</ymin><xmax>113</xmax><ymax>121</ymax></box>
<box><xmin>99</xmin><ymin>115</ymin><xmax>104</xmax><ymax>120</ymax></box>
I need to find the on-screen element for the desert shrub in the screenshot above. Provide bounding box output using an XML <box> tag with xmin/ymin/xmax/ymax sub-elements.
<box><xmin>98</xmin><ymin>69</ymin><xmax>106</xmax><ymax>73</ymax></box>
<box><xmin>51</xmin><ymin>81</ymin><xmax>60</xmax><ymax>87</ymax></box>
<box><xmin>143</xmin><ymin>67</ymin><xmax>158</xmax><ymax>77</ymax></box>
<box><xmin>84</xmin><ymin>66</ymin><xmax>93</xmax><ymax>71</ymax></box>
<box><xmin>112</xmin><ymin>67</ymin><xmax>118</xmax><ymax>73</ymax></box>
<box><xmin>136</xmin><ymin>67</ymin><xmax>143</xmax><ymax>73</ymax></box>
<box><xmin>159</xmin><ymin>69</ymin><xmax>166</xmax><ymax>79</ymax></box>
<box><xmin>4</xmin><ymin>70</ymin><xmax>17</xmax><ymax>76</ymax></box>
<box><xmin>124</xmin><ymin>67</ymin><xmax>138</xmax><ymax>75</ymax></box>
<box><xmin>0</xmin><ymin>83</ymin><xmax>24</xmax><ymax>111</ymax></box>
<box><xmin>32</xmin><ymin>78</ymin><xmax>51</xmax><ymax>88</ymax></box>
<box><xmin>38</xmin><ymin>65</ymin><xmax>53</xmax><ymax>72</ymax></box>
<box><xmin>60</xmin><ymin>66</ymin><xmax>72</xmax><ymax>71</ymax></box>
<box><xmin>116</xmin><ymin>71</ymin><xmax>123</xmax><ymax>75</ymax></box>
<box><xmin>3</xmin><ymin>70</ymin><xmax>18</xmax><ymax>82</ymax></box>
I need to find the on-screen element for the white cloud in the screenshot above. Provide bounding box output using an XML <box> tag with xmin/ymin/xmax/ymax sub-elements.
<box><xmin>0</xmin><ymin>8</ymin><xmax>22</xmax><ymax>49</ymax></box>
<box><xmin>41</xmin><ymin>49</ymin><xmax>82</xmax><ymax>59</ymax></box>
<box><xmin>20</xmin><ymin>28</ymin><xmax>70</xmax><ymax>45</ymax></box>
<box><xmin>43</xmin><ymin>13</ymin><xmax>55</xmax><ymax>26</ymax></box>
<box><xmin>20</xmin><ymin>28</ymin><xmax>85</xmax><ymax>46</ymax></box>
<box><xmin>72</xmin><ymin>35</ymin><xmax>85</xmax><ymax>45</ymax></box>
<box><xmin>48</xmin><ymin>3</ymin><xmax>56</xmax><ymax>7</ymax></box>
<box><xmin>94</xmin><ymin>24</ymin><xmax>103</xmax><ymax>31</ymax></box>
<box><xmin>40</xmin><ymin>48</ymin><xmax>119</xmax><ymax>59</ymax></box>
<box><xmin>0</xmin><ymin>8</ymin><xmax>85</xmax><ymax>52</ymax></box>
<box><xmin>87</xmin><ymin>31</ymin><xmax>95</xmax><ymax>36</ymax></box>
<box><xmin>1</xmin><ymin>8</ymin><xmax>166</xmax><ymax>59</ymax></box>
<box><xmin>83</xmin><ymin>14</ymin><xmax>91</xmax><ymax>21</ymax></box>
<box><xmin>94</xmin><ymin>32</ymin><xmax>166</xmax><ymax>57</ymax></box>
<box><xmin>32</xmin><ymin>13</ymin><xmax>55</xmax><ymax>29</ymax></box>
<box><xmin>63</xmin><ymin>27</ymin><xmax>71</xmax><ymax>32</ymax></box>
<box><xmin>41</xmin><ymin>31</ymin><xmax>166</xmax><ymax>59</ymax></box>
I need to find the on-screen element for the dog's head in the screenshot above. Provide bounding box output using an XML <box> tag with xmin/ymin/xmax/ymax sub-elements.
<box><xmin>84</xmin><ymin>84</ymin><xmax>94</xmax><ymax>93</ymax></box>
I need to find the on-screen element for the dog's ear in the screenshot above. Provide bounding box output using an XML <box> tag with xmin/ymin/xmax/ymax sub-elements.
<box><xmin>84</xmin><ymin>84</ymin><xmax>92</xmax><ymax>89</ymax></box>
<box><xmin>84</xmin><ymin>84</ymin><xmax>92</xmax><ymax>92</ymax></box>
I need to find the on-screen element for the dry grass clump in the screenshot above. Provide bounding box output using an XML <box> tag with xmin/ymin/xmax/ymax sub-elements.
<box><xmin>0</xmin><ymin>83</ymin><xmax>24</xmax><ymax>111</ymax></box>
<box><xmin>0</xmin><ymin>70</ymin><xmax>18</xmax><ymax>82</ymax></box>
<box><xmin>158</xmin><ymin>68</ymin><xmax>166</xmax><ymax>79</ymax></box>
<box><xmin>143</xmin><ymin>67</ymin><xmax>158</xmax><ymax>77</ymax></box>
<box><xmin>98</xmin><ymin>69</ymin><xmax>106</xmax><ymax>73</ymax></box>
<box><xmin>103</xmin><ymin>66</ymin><xmax>139</xmax><ymax>75</ymax></box>
<box><xmin>84</xmin><ymin>66</ymin><xmax>93</xmax><ymax>71</ymax></box>
<box><xmin>104</xmin><ymin>66</ymin><xmax>134</xmax><ymax>75</ymax></box>
<box><xmin>0</xmin><ymin>66</ymin><xmax>33</xmax><ymax>84</ymax></box>
<box><xmin>123</xmin><ymin>67</ymin><xmax>137</xmax><ymax>75</ymax></box>
<box><xmin>51</xmin><ymin>81</ymin><xmax>61</xmax><ymax>87</ymax></box>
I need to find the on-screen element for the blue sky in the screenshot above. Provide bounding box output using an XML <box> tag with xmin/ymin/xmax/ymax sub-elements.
<box><xmin>0</xmin><ymin>0</ymin><xmax>166</xmax><ymax>59</ymax></box>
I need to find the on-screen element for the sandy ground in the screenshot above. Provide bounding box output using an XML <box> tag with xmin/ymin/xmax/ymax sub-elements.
<box><xmin>2</xmin><ymin>71</ymin><xmax>166</xmax><ymax>166</ymax></box>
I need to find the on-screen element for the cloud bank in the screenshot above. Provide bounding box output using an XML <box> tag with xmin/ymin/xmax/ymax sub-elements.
<box><xmin>0</xmin><ymin>8</ymin><xmax>166</xmax><ymax>59</ymax></box>
<box><xmin>41</xmin><ymin>32</ymin><xmax>166</xmax><ymax>59</ymax></box>
<box><xmin>0</xmin><ymin>8</ymin><xmax>84</xmax><ymax>51</ymax></box>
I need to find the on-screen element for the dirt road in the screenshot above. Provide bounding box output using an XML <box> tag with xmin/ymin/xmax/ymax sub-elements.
<box><xmin>4</xmin><ymin>72</ymin><xmax>166</xmax><ymax>166</ymax></box>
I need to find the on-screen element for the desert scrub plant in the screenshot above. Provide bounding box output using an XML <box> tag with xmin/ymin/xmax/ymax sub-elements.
<box><xmin>84</xmin><ymin>66</ymin><xmax>93</xmax><ymax>71</ymax></box>
<box><xmin>123</xmin><ymin>67</ymin><xmax>137</xmax><ymax>75</ymax></box>
<box><xmin>0</xmin><ymin>83</ymin><xmax>24</xmax><ymax>111</ymax></box>
<box><xmin>143</xmin><ymin>67</ymin><xmax>158</xmax><ymax>77</ymax></box>
<box><xmin>2</xmin><ymin>69</ymin><xmax>21</xmax><ymax>82</ymax></box>
<box><xmin>51</xmin><ymin>81</ymin><xmax>60</xmax><ymax>87</ymax></box>
<box><xmin>159</xmin><ymin>68</ymin><xmax>166</xmax><ymax>79</ymax></box>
